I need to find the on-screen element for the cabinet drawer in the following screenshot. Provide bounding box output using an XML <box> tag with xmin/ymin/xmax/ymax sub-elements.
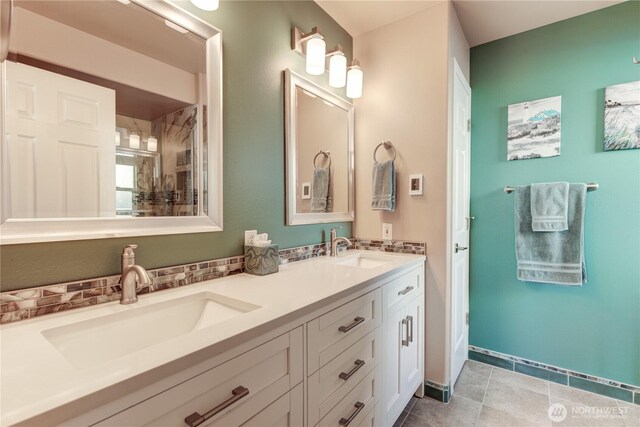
<box><xmin>384</xmin><ymin>267</ymin><xmax>422</xmax><ymax>309</ymax></box>
<box><xmin>96</xmin><ymin>327</ymin><xmax>303</xmax><ymax>426</ymax></box>
<box><xmin>308</xmin><ymin>329</ymin><xmax>381</xmax><ymax>426</ymax></box>
<box><xmin>308</xmin><ymin>289</ymin><xmax>381</xmax><ymax>374</ymax></box>
<box><xmin>316</xmin><ymin>370</ymin><xmax>376</xmax><ymax>427</ymax></box>
<box><xmin>238</xmin><ymin>383</ymin><xmax>303</xmax><ymax>427</ymax></box>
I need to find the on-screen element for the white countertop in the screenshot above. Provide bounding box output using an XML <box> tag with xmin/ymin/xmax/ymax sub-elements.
<box><xmin>0</xmin><ymin>250</ymin><xmax>424</xmax><ymax>426</ymax></box>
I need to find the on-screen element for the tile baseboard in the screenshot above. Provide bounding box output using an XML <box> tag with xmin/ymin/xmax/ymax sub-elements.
<box><xmin>424</xmin><ymin>380</ymin><xmax>450</xmax><ymax>403</ymax></box>
<box><xmin>469</xmin><ymin>346</ymin><xmax>640</xmax><ymax>404</ymax></box>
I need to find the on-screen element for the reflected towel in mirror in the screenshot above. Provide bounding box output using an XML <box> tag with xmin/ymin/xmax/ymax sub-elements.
<box><xmin>311</xmin><ymin>166</ymin><xmax>332</xmax><ymax>213</ymax></box>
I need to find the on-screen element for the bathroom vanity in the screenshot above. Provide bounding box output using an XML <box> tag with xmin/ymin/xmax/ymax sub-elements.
<box><xmin>0</xmin><ymin>251</ymin><xmax>424</xmax><ymax>427</ymax></box>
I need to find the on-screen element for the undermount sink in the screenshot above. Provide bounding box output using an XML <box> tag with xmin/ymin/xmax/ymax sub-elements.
<box><xmin>336</xmin><ymin>253</ymin><xmax>393</xmax><ymax>269</ymax></box>
<box><xmin>42</xmin><ymin>292</ymin><xmax>260</xmax><ymax>369</ymax></box>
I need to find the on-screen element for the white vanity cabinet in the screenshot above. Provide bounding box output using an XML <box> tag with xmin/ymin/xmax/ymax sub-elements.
<box><xmin>381</xmin><ymin>266</ymin><xmax>425</xmax><ymax>427</ymax></box>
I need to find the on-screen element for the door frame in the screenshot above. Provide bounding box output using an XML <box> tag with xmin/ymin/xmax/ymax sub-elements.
<box><xmin>447</xmin><ymin>57</ymin><xmax>471</xmax><ymax>392</ymax></box>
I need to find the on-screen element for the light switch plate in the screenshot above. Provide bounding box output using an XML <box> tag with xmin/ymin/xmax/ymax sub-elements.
<box><xmin>382</xmin><ymin>223</ymin><xmax>392</xmax><ymax>240</ymax></box>
<box><xmin>244</xmin><ymin>230</ymin><xmax>257</xmax><ymax>246</ymax></box>
<box><xmin>409</xmin><ymin>174</ymin><xmax>423</xmax><ymax>196</ymax></box>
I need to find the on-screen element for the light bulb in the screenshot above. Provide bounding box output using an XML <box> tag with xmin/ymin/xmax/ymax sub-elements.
<box><xmin>346</xmin><ymin>63</ymin><xmax>363</xmax><ymax>99</ymax></box>
<box><xmin>147</xmin><ymin>137</ymin><xmax>158</xmax><ymax>152</ymax></box>
<box><xmin>129</xmin><ymin>134</ymin><xmax>140</xmax><ymax>149</ymax></box>
<box><xmin>329</xmin><ymin>53</ymin><xmax>347</xmax><ymax>88</ymax></box>
<box><xmin>190</xmin><ymin>0</ymin><xmax>219</xmax><ymax>11</ymax></box>
<box><xmin>305</xmin><ymin>35</ymin><xmax>326</xmax><ymax>75</ymax></box>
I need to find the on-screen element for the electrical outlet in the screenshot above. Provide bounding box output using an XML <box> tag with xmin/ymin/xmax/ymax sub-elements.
<box><xmin>382</xmin><ymin>223</ymin><xmax>392</xmax><ymax>240</ymax></box>
<box><xmin>244</xmin><ymin>230</ymin><xmax>257</xmax><ymax>246</ymax></box>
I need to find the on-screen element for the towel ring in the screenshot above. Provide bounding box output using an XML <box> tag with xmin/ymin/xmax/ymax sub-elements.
<box><xmin>313</xmin><ymin>150</ymin><xmax>331</xmax><ymax>168</ymax></box>
<box><xmin>373</xmin><ymin>141</ymin><xmax>396</xmax><ymax>162</ymax></box>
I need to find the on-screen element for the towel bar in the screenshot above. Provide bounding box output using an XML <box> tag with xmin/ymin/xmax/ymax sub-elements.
<box><xmin>373</xmin><ymin>141</ymin><xmax>397</xmax><ymax>162</ymax></box>
<box><xmin>504</xmin><ymin>183</ymin><xmax>599</xmax><ymax>193</ymax></box>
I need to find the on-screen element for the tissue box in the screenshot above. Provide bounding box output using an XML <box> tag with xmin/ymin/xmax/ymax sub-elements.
<box><xmin>244</xmin><ymin>245</ymin><xmax>279</xmax><ymax>276</ymax></box>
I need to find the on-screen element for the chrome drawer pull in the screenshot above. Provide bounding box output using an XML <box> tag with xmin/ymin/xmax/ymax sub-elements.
<box><xmin>339</xmin><ymin>401</ymin><xmax>365</xmax><ymax>426</ymax></box>
<box><xmin>339</xmin><ymin>359</ymin><xmax>365</xmax><ymax>381</ymax></box>
<box><xmin>401</xmin><ymin>318</ymin><xmax>409</xmax><ymax>346</ymax></box>
<box><xmin>397</xmin><ymin>286</ymin><xmax>414</xmax><ymax>296</ymax></box>
<box><xmin>338</xmin><ymin>316</ymin><xmax>364</xmax><ymax>333</ymax></box>
<box><xmin>184</xmin><ymin>386</ymin><xmax>249</xmax><ymax>427</ymax></box>
<box><xmin>407</xmin><ymin>315</ymin><xmax>414</xmax><ymax>343</ymax></box>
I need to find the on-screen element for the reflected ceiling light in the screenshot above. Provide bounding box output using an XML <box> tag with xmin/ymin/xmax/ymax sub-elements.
<box><xmin>346</xmin><ymin>59</ymin><xmax>363</xmax><ymax>99</ymax></box>
<box><xmin>190</xmin><ymin>0</ymin><xmax>219</xmax><ymax>11</ymax></box>
<box><xmin>147</xmin><ymin>137</ymin><xmax>158</xmax><ymax>152</ymax></box>
<box><xmin>116</xmin><ymin>0</ymin><xmax>131</xmax><ymax>4</ymax></box>
<box><xmin>129</xmin><ymin>134</ymin><xmax>140</xmax><ymax>149</ymax></box>
<box><xmin>164</xmin><ymin>19</ymin><xmax>189</xmax><ymax>34</ymax></box>
<box><xmin>327</xmin><ymin>45</ymin><xmax>347</xmax><ymax>88</ymax></box>
<box><xmin>291</xmin><ymin>26</ymin><xmax>326</xmax><ymax>76</ymax></box>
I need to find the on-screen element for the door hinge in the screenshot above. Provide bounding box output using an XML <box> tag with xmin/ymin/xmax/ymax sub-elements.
<box><xmin>465</xmin><ymin>312</ymin><xmax>469</xmax><ymax>325</ymax></box>
<box><xmin>467</xmin><ymin>119</ymin><xmax>471</xmax><ymax>132</ymax></box>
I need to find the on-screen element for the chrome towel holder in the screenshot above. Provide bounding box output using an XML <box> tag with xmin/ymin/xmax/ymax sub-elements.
<box><xmin>504</xmin><ymin>183</ymin><xmax>599</xmax><ymax>193</ymax></box>
<box><xmin>313</xmin><ymin>150</ymin><xmax>331</xmax><ymax>168</ymax></box>
<box><xmin>373</xmin><ymin>140</ymin><xmax>397</xmax><ymax>162</ymax></box>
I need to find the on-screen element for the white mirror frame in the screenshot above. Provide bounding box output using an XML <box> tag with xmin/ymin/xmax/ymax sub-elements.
<box><xmin>284</xmin><ymin>69</ymin><xmax>355</xmax><ymax>225</ymax></box>
<box><xmin>0</xmin><ymin>0</ymin><xmax>223</xmax><ymax>244</ymax></box>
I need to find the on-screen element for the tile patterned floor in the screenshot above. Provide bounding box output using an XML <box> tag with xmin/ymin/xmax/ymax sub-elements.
<box><xmin>393</xmin><ymin>361</ymin><xmax>640</xmax><ymax>427</ymax></box>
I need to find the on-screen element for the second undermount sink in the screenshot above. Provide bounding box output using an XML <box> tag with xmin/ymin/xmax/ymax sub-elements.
<box><xmin>336</xmin><ymin>253</ymin><xmax>394</xmax><ymax>269</ymax></box>
<box><xmin>42</xmin><ymin>292</ymin><xmax>260</xmax><ymax>369</ymax></box>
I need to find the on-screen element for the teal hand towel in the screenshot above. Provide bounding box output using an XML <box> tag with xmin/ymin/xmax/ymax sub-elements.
<box><xmin>371</xmin><ymin>160</ymin><xmax>396</xmax><ymax>211</ymax></box>
<box><xmin>531</xmin><ymin>182</ymin><xmax>569</xmax><ymax>231</ymax></box>
<box><xmin>515</xmin><ymin>183</ymin><xmax>588</xmax><ymax>285</ymax></box>
<box><xmin>311</xmin><ymin>166</ymin><xmax>330</xmax><ymax>213</ymax></box>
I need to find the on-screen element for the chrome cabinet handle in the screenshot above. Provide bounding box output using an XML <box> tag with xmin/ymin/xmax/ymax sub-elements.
<box><xmin>339</xmin><ymin>401</ymin><xmax>365</xmax><ymax>426</ymax></box>
<box><xmin>339</xmin><ymin>359</ymin><xmax>365</xmax><ymax>381</ymax></box>
<box><xmin>455</xmin><ymin>243</ymin><xmax>468</xmax><ymax>253</ymax></box>
<box><xmin>339</xmin><ymin>316</ymin><xmax>364</xmax><ymax>333</ymax></box>
<box><xmin>401</xmin><ymin>318</ymin><xmax>409</xmax><ymax>347</ymax></box>
<box><xmin>184</xmin><ymin>386</ymin><xmax>249</xmax><ymax>427</ymax></box>
<box><xmin>407</xmin><ymin>315</ymin><xmax>414</xmax><ymax>343</ymax></box>
<box><xmin>397</xmin><ymin>286</ymin><xmax>414</xmax><ymax>296</ymax></box>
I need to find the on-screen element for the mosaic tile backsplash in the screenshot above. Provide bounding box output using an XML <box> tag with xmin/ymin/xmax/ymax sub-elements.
<box><xmin>0</xmin><ymin>238</ymin><xmax>426</xmax><ymax>325</ymax></box>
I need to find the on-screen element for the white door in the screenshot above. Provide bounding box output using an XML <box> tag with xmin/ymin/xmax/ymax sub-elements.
<box><xmin>450</xmin><ymin>58</ymin><xmax>471</xmax><ymax>387</ymax></box>
<box><xmin>4</xmin><ymin>61</ymin><xmax>115</xmax><ymax>218</ymax></box>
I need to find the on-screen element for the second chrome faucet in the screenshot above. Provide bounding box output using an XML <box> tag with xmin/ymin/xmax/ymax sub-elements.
<box><xmin>120</xmin><ymin>245</ymin><xmax>151</xmax><ymax>305</ymax></box>
<box><xmin>330</xmin><ymin>226</ymin><xmax>352</xmax><ymax>257</ymax></box>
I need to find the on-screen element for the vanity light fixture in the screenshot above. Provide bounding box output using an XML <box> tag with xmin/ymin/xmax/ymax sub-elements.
<box><xmin>129</xmin><ymin>134</ymin><xmax>140</xmax><ymax>149</ymax></box>
<box><xmin>327</xmin><ymin>45</ymin><xmax>347</xmax><ymax>88</ymax></box>
<box><xmin>147</xmin><ymin>137</ymin><xmax>158</xmax><ymax>152</ymax></box>
<box><xmin>346</xmin><ymin>59</ymin><xmax>363</xmax><ymax>99</ymax></box>
<box><xmin>189</xmin><ymin>0</ymin><xmax>219</xmax><ymax>11</ymax></box>
<box><xmin>291</xmin><ymin>27</ymin><xmax>326</xmax><ymax>76</ymax></box>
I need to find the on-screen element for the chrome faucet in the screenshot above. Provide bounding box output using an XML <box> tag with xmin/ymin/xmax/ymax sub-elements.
<box><xmin>330</xmin><ymin>226</ymin><xmax>352</xmax><ymax>257</ymax></box>
<box><xmin>120</xmin><ymin>244</ymin><xmax>151</xmax><ymax>305</ymax></box>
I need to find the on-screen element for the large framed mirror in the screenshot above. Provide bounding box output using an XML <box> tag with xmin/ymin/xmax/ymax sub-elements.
<box><xmin>284</xmin><ymin>69</ymin><xmax>354</xmax><ymax>225</ymax></box>
<box><xmin>0</xmin><ymin>0</ymin><xmax>222</xmax><ymax>244</ymax></box>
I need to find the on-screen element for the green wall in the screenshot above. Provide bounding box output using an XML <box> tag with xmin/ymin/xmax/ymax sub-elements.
<box><xmin>0</xmin><ymin>1</ymin><xmax>353</xmax><ymax>290</ymax></box>
<box><xmin>469</xmin><ymin>2</ymin><xmax>640</xmax><ymax>386</ymax></box>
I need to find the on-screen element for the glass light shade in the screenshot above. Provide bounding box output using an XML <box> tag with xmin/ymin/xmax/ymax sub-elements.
<box><xmin>115</xmin><ymin>131</ymin><xmax>121</xmax><ymax>146</ymax></box>
<box><xmin>346</xmin><ymin>66</ymin><xmax>363</xmax><ymax>99</ymax></box>
<box><xmin>129</xmin><ymin>134</ymin><xmax>140</xmax><ymax>149</ymax></box>
<box><xmin>147</xmin><ymin>137</ymin><xmax>158</xmax><ymax>152</ymax></box>
<box><xmin>305</xmin><ymin>35</ymin><xmax>326</xmax><ymax>75</ymax></box>
<box><xmin>329</xmin><ymin>53</ymin><xmax>347</xmax><ymax>88</ymax></box>
<box><xmin>190</xmin><ymin>0</ymin><xmax>219</xmax><ymax>11</ymax></box>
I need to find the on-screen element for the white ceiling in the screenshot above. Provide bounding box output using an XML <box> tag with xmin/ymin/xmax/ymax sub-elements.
<box><xmin>315</xmin><ymin>0</ymin><xmax>624</xmax><ymax>46</ymax></box>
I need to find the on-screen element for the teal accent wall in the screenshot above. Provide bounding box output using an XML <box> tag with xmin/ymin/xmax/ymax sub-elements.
<box><xmin>0</xmin><ymin>1</ymin><xmax>352</xmax><ymax>290</ymax></box>
<box><xmin>469</xmin><ymin>2</ymin><xmax>640</xmax><ymax>386</ymax></box>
